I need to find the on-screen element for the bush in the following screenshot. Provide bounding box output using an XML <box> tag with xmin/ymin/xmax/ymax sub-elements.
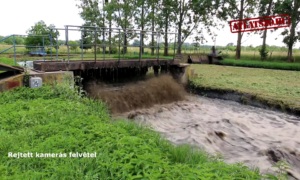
<box><xmin>259</xmin><ymin>46</ymin><xmax>269</xmax><ymax>61</ymax></box>
<box><xmin>220</xmin><ymin>59</ymin><xmax>300</xmax><ymax>71</ymax></box>
<box><xmin>105</xmin><ymin>47</ymin><xmax>118</xmax><ymax>54</ymax></box>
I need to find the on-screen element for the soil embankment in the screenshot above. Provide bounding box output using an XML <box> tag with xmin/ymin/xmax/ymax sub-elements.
<box><xmin>189</xmin><ymin>85</ymin><xmax>300</xmax><ymax>117</ymax></box>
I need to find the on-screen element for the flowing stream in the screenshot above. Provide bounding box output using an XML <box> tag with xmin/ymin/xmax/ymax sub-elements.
<box><xmin>117</xmin><ymin>96</ymin><xmax>300</xmax><ymax>179</ymax></box>
<box><xmin>87</xmin><ymin>75</ymin><xmax>300</xmax><ymax>179</ymax></box>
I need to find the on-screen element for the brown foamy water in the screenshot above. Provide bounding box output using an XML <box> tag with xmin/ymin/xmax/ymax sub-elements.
<box><xmin>119</xmin><ymin>96</ymin><xmax>300</xmax><ymax>179</ymax></box>
<box><xmin>85</xmin><ymin>75</ymin><xmax>186</xmax><ymax>113</ymax></box>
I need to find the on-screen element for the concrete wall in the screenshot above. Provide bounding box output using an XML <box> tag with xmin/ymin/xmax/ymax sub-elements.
<box><xmin>28</xmin><ymin>71</ymin><xmax>74</xmax><ymax>85</ymax></box>
<box><xmin>0</xmin><ymin>71</ymin><xmax>74</xmax><ymax>93</ymax></box>
<box><xmin>170</xmin><ymin>64</ymin><xmax>197</xmax><ymax>87</ymax></box>
<box><xmin>0</xmin><ymin>73</ymin><xmax>24</xmax><ymax>92</ymax></box>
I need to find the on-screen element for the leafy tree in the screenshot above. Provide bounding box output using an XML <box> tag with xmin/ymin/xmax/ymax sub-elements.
<box><xmin>77</xmin><ymin>0</ymin><xmax>105</xmax><ymax>28</ymax></box>
<box><xmin>131</xmin><ymin>39</ymin><xmax>140</xmax><ymax>46</ymax></box>
<box><xmin>0</xmin><ymin>36</ymin><xmax>25</xmax><ymax>45</ymax></box>
<box><xmin>220</xmin><ymin>0</ymin><xmax>258</xmax><ymax>59</ymax></box>
<box><xmin>69</xmin><ymin>41</ymin><xmax>78</xmax><ymax>53</ymax></box>
<box><xmin>79</xmin><ymin>30</ymin><xmax>92</xmax><ymax>53</ymax></box>
<box><xmin>171</xmin><ymin>0</ymin><xmax>221</xmax><ymax>54</ymax></box>
<box><xmin>157</xmin><ymin>0</ymin><xmax>175</xmax><ymax>56</ymax></box>
<box><xmin>77</xmin><ymin>0</ymin><xmax>106</xmax><ymax>53</ymax></box>
<box><xmin>134</xmin><ymin>0</ymin><xmax>150</xmax><ymax>54</ymax></box>
<box><xmin>226</xmin><ymin>43</ymin><xmax>234</xmax><ymax>47</ymax></box>
<box><xmin>104</xmin><ymin>0</ymin><xmax>136</xmax><ymax>54</ymax></box>
<box><xmin>24</xmin><ymin>20</ymin><xmax>59</xmax><ymax>50</ymax></box>
<box><xmin>275</xmin><ymin>0</ymin><xmax>300</xmax><ymax>62</ymax></box>
<box><xmin>149</xmin><ymin>0</ymin><xmax>159</xmax><ymax>55</ymax></box>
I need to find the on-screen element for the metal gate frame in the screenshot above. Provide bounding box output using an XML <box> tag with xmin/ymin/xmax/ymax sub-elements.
<box><xmin>50</xmin><ymin>25</ymin><xmax>177</xmax><ymax>63</ymax></box>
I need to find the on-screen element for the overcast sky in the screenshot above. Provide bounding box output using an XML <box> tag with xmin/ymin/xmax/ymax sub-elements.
<box><xmin>0</xmin><ymin>0</ymin><xmax>298</xmax><ymax>48</ymax></box>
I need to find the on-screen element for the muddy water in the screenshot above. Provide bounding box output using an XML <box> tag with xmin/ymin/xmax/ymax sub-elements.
<box><xmin>87</xmin><ymin>75</ymin><xmax>300</xmax><ymax>178</ymax></box>
<box><xmin>118</xmin><ymin>96</ymin><xmax>300</xmax><ymax>179</ymax></box>
<box><xmin>85</xmin><ymin>75</ymin><xmax>186</xmax><ymax>113</ymax></box>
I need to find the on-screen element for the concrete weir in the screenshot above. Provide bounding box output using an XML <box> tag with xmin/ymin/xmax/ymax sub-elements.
<box><xmin>0</xmin><ymin>59</ymin><xmax>196</xmax><ymax>92</ymax></box>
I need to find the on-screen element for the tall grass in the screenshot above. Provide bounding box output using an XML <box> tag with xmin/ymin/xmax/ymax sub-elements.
<box><xmin>0</xmin><ymin>79</ymin><xmax>264</xmax><ymax>179</ymax></box>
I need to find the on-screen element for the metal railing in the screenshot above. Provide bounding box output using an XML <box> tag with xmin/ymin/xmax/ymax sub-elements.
<box><xmin>0</xmin><ymin>34</ymin><xmax>51</xmax><ymax>65</ymax></box>
<box><xmin>51</xmin><ymin>25</ymin><xmax>177</xmax><ymax>63</ymax></box>
<box><xmin>0</xmin><ymin>25</ymin><xmax>178</xmax><ymax>65</ymax></box>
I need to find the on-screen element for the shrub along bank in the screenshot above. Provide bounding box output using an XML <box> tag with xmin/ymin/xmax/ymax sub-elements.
<box><xmin>219</xmin><ymin>59</ymin><xmax>300</xmax><ymax>71</ymax></box>
<box><xmin>0</xmin><ymin>81</ymin><xmax>264</xmax><ymax>179</ymax></box>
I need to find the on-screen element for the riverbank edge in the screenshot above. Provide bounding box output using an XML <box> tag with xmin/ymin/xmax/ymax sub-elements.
<box><xmin>188</xmin><ymin>83</ymin><xmax>300</xmax><ymax>117</ymax></box>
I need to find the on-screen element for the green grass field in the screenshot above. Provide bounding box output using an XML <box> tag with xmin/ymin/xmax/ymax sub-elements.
<box><xmin>0</xmin><ymin>57</ymin><xmax>16</xmax><ymax>66</ymax></box>
<box><xmin>219</xmin><ymin>59</ymin><xmax>300</xmax><ymax>71</ymax></box>
<box><xmin>191</xmin><ymin>64</ymin><xmax>300</xmax><ymax>112</ymax></box>
<box><xmin>0</xmin><ymin>57</ymin><xmax>19</xmax><ymax>74</ymax></box>
<box><xmin>0</xmin><ymin>81</ymin><xmax>264</xmax><ymax>179</ymax></box>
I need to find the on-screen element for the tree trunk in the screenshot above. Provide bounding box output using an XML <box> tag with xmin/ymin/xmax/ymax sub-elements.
<box><xmin>151</xmin><ymin>0</ymin><xmax>155</xmax><ymax>56</ymax></box>
<box><xmin>235</xmin><ymin>0</ymin><xmax>244</xmax><ymax>59</ymax></box>
<box><xmin>176</xmin><ymin>20</ymin><xmax>182</xmax><ymax>55</ymax></box>
<box><xmin>164</xmin><ymin>32</ymin><xmax>168</xmax><ymax>56</ymax></box>
<box><xmin>176</xmin><ymin>2</ymin><xmax>183</xmax><ymax>55</ymax></box>
<box><xmin>287</xmin><ymin>26</ymin><xmax>295</xmax><ymax>62</ymax></box>
<box><xmin>177</xmin><ymin>29</ymin><xmax>181</xmax><ymax>54</ymax></box>
<box><xmin>163</xmin><ymin>12</ymin><xmax>169</xmax><ymax>56</ymax></box>
<box><xmin>287</xmin><ymin>0</ymin><xmax>299</xmax><ymax>62</ymax></box>
<box><xmin>124</xmin><ymin>35</ymin><xmax>127</xmax><ymax>54</ymax></box>
<box><xmin>140</xmin><ymin>1</ymin><xmax>145</xmax><ymax>54</ymax></box>
<box><xmin>261</xmin><ymin>0</ymin><xmax>273</xmax><ymax>60</ymax></box>
<box><xmin>109</xmin><ymin>19</ymin><xmax>112</xmax><ymax>55</ymax></box>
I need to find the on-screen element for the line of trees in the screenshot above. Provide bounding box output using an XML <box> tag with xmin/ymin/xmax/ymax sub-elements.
<box><xmin>76</xmin><ymin>0</ymin><xmax>300</xmax><ymax>62</ymax></box>
<box><xmin>0</xmin><ymin>36</ymin><xmax>26</xmax><ymax>45</ymax></box>
<box><xmin>77</xmin><ymin>0</ymin><xmax>220</xmax><ymax>56</ymax></box>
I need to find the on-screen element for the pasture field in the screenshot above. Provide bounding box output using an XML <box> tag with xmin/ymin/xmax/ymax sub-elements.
<box><xmin>191</xmin><ymin>64</ymin><xmax>300</xmax><ymax>112</ymax></box>
<box><xmin>0</xmin><ymin>81</ymin><xmax>263</xmax><ymax>179</ymax></box>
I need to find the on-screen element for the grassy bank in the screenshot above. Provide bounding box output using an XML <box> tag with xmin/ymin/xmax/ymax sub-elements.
<box><xmin>0</xmin><ymin>81</ymin><xmax>264</xmax><ymax>179</ymax></box>
<box><xmin>0</xmin><ymin>57</ymin><xmax>16</xmax><ymax>66</ymax></box>
<box><xmin>219</xmin><ymin>59</ymin><xmax>300</xmax><ymax>71</ymax></box>
<box><xmin>0</xmin><ymin>57</ymin><xmax>19</xmax><ymax>74</ymax></box>
<box><xmin>191</xmin><ymin>64</ymin><xmax>300</xmax><ymax>113</ymax></box>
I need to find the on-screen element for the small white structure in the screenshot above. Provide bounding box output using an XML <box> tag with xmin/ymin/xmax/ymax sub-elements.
<box><xmin>29</xmin><ymin>77</ymin><xmax>42</xmax><ymax>88</ymax></box>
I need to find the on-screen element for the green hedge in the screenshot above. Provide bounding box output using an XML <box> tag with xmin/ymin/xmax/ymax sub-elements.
<box><xmin>219</xmin><ymin>59</ymin><xmax>300</xmax><ymax>71</ymax></box>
